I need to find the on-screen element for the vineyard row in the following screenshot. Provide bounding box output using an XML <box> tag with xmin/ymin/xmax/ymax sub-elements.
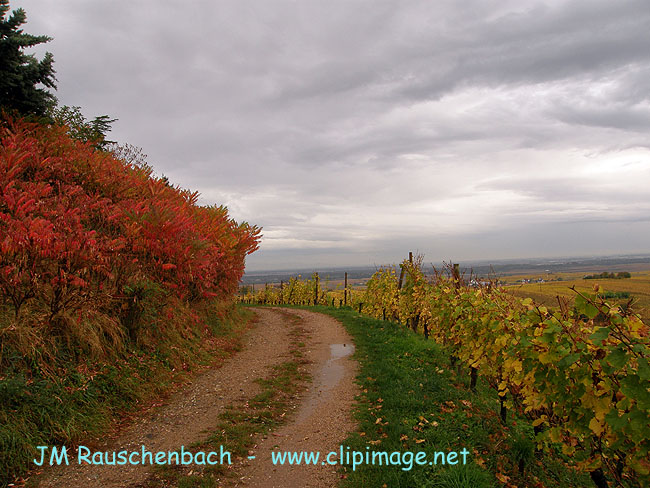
<box><xmin>242</xmin><ymin>258</ymin><xmax>650</xmax><ymax>487</ymax></box>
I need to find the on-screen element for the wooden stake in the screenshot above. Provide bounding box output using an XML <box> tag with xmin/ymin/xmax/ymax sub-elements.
<box><xmin>470</xmin><ymin>367</ymin><xmax>478</xmax><ymax>391</ymax></box>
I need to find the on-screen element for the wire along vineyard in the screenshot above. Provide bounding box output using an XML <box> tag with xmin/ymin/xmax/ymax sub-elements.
<box><xmin>247</xmin><ymin>259</ymin><xmax>650</xmax><ymax>487</ymax></box>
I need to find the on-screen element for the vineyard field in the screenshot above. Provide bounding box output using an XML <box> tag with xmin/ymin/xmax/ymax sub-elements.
<box><xmin>505</xmin><ymin>271</ymin><xmax>650</xmax><ymax>323</ymax></box>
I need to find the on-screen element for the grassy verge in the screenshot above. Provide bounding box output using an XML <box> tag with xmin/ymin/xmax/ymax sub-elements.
<box><xmin>4</xmin><ymin>301</ymin><xmax>252</xmax><ymax>488</ymax></box>
<box><xmin>313</xmin><ymin>306</ymin><xmax>592</xmax><ymax>488</ymax></box>
<box><xmin>143</xmin><ymin>309</ymin><xmax>311</xmax><ymax>488</ymax></box>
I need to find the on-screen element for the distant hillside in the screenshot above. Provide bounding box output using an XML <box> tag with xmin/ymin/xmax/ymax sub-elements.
<box><xmin>242</xmin><ymin>254</ymin><xmax>650</xmax><ymax>285</ymax></box>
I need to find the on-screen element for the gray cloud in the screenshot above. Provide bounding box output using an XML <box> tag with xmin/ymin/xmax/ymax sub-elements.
<box><xmin>15</xmin><ymin>0</ymin><xmax>650</xmax><ymax>270</ymax></box>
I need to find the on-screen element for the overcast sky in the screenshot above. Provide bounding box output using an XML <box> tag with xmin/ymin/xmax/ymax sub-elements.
<box><xmin>15</xmin><ymin>0</ymin><xmax>650</xmax><ymax>270</ymax></box>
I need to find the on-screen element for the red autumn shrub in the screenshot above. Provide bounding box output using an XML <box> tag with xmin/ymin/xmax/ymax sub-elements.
<box><xmin>0</xmin><ymin>117</ymin><xmax>260</xmax><ymax>343</ymax></box>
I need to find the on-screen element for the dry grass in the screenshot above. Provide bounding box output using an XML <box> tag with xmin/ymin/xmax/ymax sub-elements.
<box><xmin>1</xmin><ymin>299</ymin><xmax>251</xmax><ymax>487</ymax></box>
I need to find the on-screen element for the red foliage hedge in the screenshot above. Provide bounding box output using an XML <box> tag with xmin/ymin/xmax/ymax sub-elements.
<box><xmin>0</xmin><ymin>117</ymin><xmax>261</xmax><ymax>321</ymax></box>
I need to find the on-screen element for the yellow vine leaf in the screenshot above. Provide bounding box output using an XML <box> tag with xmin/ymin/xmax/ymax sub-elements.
<box><xmin>589</xmin><ymin>417</ymin><xmax>604</xmax><ymax>436</ymax></box>
<box><xmin>549</xmin><ymin>428</ymin><xmax>562</xmax><ymax>443</ymax></box>
<box><xmin>562</xmin><ymin>444</ymin><xmax>576</xmax><ymax>455</ymax></box>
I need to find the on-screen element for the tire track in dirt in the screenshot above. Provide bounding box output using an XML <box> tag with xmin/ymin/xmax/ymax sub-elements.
<box><xmin>37</xmin><ymin>308</ymin><xmax>293</xmax><ymax>488</ymax></box>
<box><xmin>235</xmin><ymin>308</ymin><xmax>358</xmax><ymax>488</ymax></box>
<box><xmin>35</xmin><ymin>308</ymin><xmax>359</xmax><ymax>488</ymax></box>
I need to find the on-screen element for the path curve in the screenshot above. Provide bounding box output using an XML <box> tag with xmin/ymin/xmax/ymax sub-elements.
<box><xmin>35</xmin><ymin>308</ymin><xmax>358</xmax><ymax>488</ymax></box>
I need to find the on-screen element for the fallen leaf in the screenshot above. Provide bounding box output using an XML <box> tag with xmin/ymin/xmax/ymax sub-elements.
<box><xmin>496</xmin><ymin>472</ymin><xmax>510</xmax><ymax>484</ymax></box>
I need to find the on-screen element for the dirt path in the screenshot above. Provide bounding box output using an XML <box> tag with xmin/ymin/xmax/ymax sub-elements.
<box><xmin>35</xmin><ymin>308</ymin><xmax>358</xmax><ymax>488</ymax></box>
<box><xmin>237</xmin><ymin>309</ymin><xmax>358</xmax><ymax>488</ymax></box>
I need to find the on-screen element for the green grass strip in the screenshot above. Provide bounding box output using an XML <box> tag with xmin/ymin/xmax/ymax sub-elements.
<box><xmin>313</xmin><ymin>306</ymin><xmax>592</xmax><ymax>488</ymax></box>
<box><xmin>144</xmin><ymin>309</ymin><xmax>311</xmax><ymax>488</ymax></box>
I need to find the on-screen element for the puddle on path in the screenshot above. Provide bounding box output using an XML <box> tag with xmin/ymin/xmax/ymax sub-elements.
<box><xmin>330</xmin><ymin>343</ymin><xmax>354</xmax><ymax>360</ymax></box>
<box><xmin>321</xmin><ymin>343</ymin><xmax>354</xmax><ymax>391</ymax></box>
<box><xmin>295</xmin><ymin>343</ymin><xmax>355</xmax><ymax>423</ymax></box>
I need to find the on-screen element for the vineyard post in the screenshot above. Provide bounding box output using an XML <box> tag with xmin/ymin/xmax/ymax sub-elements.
<box><xmin>453</xmin><ymin>263</ymin><xmax>460</xmax><ymax>289</ymax></box>
<box><xmin>590</xmin><ymin>468</ymin><xmax>609</xmax><ymax>488</ymax></box>
<box><xmin>344</xmin><ymin>272</ymin><xmax>348</xmax><ymax>306</ymax></box>
<box><xmin>397</xmin><ymin>251</ymin><xmax>413</xmax><ymax>291</ymax></box>
<box><xmin>499</xmin><ymin>394</ymin><xmax>507</xmax><ymax>424</ymax></box>
<box><xmin>280</xmin><ymin>280</ymin><xmax>284</xmax><ymax>304</ymax></box>
<box><xmin>398</xmin><ymin>251</ymin><xmax>412</xmax><ymax>290</ymax></box>
<box><xmin>314</xmin><ymin>273</ymin><xmax>319</xmax><ymax>305</ymax></box>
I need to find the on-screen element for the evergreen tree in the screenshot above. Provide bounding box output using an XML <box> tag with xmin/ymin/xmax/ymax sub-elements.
<box><xmin>49</xmin><ymin>105</ymin><xmax>117</xmax><ymax>150</ymax></box>
<box><xmin>0</xmin><ymin>0</ymin><xmax>57</xmax><ymax>116</ymax></box>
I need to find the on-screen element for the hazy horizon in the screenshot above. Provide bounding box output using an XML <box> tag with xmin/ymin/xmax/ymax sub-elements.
<box><xmin>17</xmin><ymin>0</ymin><xmax>650</xmax><ymax>271</ymax></box>
<box><xmin>244</xmin><ymin>251</ymin><xmax>650</xmax><ymax>274</ymax></box>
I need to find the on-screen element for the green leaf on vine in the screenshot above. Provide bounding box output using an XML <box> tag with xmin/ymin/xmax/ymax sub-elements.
<box><xmin>557</xmin><ymin>352</ymin><xmax>581</xmax><ymax>368</ymax></box>
<box><xmin>590</xmin><ymin>327</ymin><xmax>611</xmax><ymax>344</ymax></box>
<box><xmin>637</xmin><ymin>358</ymin><xmax>650</xmax><ymax>381</ymax></box>
<box><xmin>575</xmin><ymin>294</ymin><xmax>599</xmax><ymax>319</ymax></box>
<box><xmin>605</xmin><ymin>410</ymin><xmax>628</xmax><ymax>431</ymax></box>
<box><xmin>606</xmin><ymin>347</ymin><xmax>628</xmax><ymax>370</ymax></box>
